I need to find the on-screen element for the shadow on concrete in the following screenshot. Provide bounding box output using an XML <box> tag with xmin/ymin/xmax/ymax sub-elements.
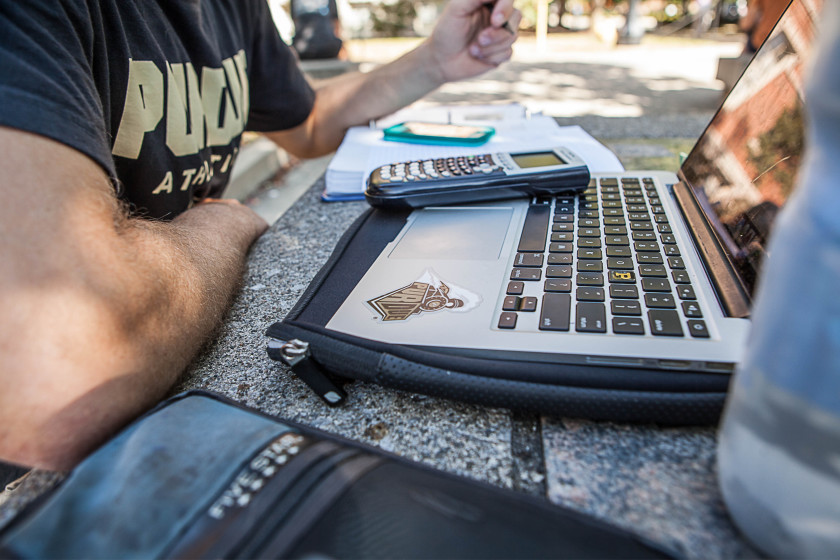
<box><xmin>429</xmin><ymin>60</ymin><xmax>724</xmax><ymax>119</ymax></box>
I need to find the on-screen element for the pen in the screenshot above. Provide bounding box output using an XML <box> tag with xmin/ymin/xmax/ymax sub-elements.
<box><xmin>483</xmin><ymin>2</ymin><xmax>516</xmax><ymax>35</ymax></box>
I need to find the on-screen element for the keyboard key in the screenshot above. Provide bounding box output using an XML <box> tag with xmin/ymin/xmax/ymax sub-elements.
<box><xmin>544</xmin><ymin>279</ymin><xmax>572</xmax><ymax>293</ymax></box>
<box><xmin>579</xmin><ymin>209</ymin><xmax>599</xmax><ymax>218</ymax></box>
<box><xmin>606</xmin><ymin>246</ymin><xmax>632</xmax><ymax>257</ymax></box>
<box><xmin>639</xmin><ymin>265</ymin><xmax>668</xmax><ymax>278</ymax></box>
<box><xmin>605</xmin><ymin>235</ymin><xmax>630</xmax><ymax>246</ymax></box>
<box><xmin>578</xmin><ymin>228</ymin><xmax>600</xmax><ymax>238</ymax></box>
<box><xmin>503</xmin><ymin>296</ymin><xmax>519</xmax><ymax>311</ymax></box>
<box><xmin>554</xmin><ymin>214</ymin><xmax>573</xmax><ymax>223</ymax></box>
<box><xmin>579</xmin><ymin>218</ymin><xmax>600</xmax><ymax>228</ymax></box>
<box><xmin>645</xmin><ymin>293</ymin><xmax>677</xmax><ymax>308</ymax></box>
<box><xmin>577</xmin><ymin>238</ymin><xmax>602</xmax><ymax>249</ymax></box>
<box><xmin>634</xmin><ymin>241</ymin><xmax>660</xmax><ymax>252</ymax></box>
<box><xmin>687</xmin><ymin>319</ymin><xmax>710</xmax><ymax>338</ymax></box>
<box><xmin>654</xmin><ymin>214</ymin><xmax>670</xmax><ymax>224</ymax></box>
<box><xmin>648</xmin><ymin>310</ymin><xmax>684</xmax><ymax>337</ymax></box>
<box><xmin>498</xmin><ymin>312</ymin><xmax>517</xmax><ymax>329</ymax></box>
<box><xmin>672</xmin><ymin>271</ymin><xmax>691</xmax><ymax>284</ymax></box>
<box><xmin>548</xmin><ymin>254</ymin><xmax>572</xmax><ymax>266</ymax></box>
<box><xmin>660</xmin><ymin>234</ymin><xmax>677</xmax><ymax>244</ymax></box>
<box><xmin>604</xmin><ymin>217</ymin><xmax>626</xmax><ymax>225</ymax></box>
<box><xmin>657</xmin><ymin>224</ymin><xmax>672</xmax><ymax>234</ymax></box>
<box><xmin>677</xmin><ymin>285</ymin><xmax>697</xmax><ymax>300</ymax></box>
<box><xmin>578</xmin><ymin>261</ymin><xmax>603</xmax><ymax>273</ymax></box>
<box><xmin>610</xmin><ymin>284</ymin><xmax>639</xmax><ymax>299</ymax></box>
<box><xmin>636</xmin><ymin>253</ymin><xmax>664</xmax><ymax>265</ymax></box>
<box><xmin>549</xmin><ymin>242</ymin><xmax>574</xmax><ymax>253</ymax></box>
<box><xmin>539</xmin><ymin>294</ymin><xmax>571</xmax><ymax>331</ymax></box>
<box><xmin>553</xmin><ymin>223</ymin><xmax>573</xmax><ymax>232</ymax></box>
<box><xmin>520</xmin><ymin>296</ymin><xmax>538</xmax><ymax>312</ymax></box>
<box><xmin>577</xmin><ymin>272</ymin><xmax>604</xmax><ymax>286</ymax></box>
<box><xmin>551</xmin><ymin>232</ymin><xmax>573</xmax><ymax>242</ymax></box>
<box><xmin>631</xmin><ymin>231</ymin><xmax>656</xmax><ymax>241</ymax></box>
<box><xmin>546</xmin><ymin>265</ymin><xmax>572</xmax><ymax>278</ymax></box>
<box><xmin>578</xmin><ymin>248</ymin><xmax>602</xmax><ymax>260</ymax></box>
<box><xmin>576</xmin><ymin>302</ymin><xmax>607</xmax><ymax>333</ymax></box>
<box><xmin>576</xmin><ymin>287</ymin><xmax>605</xmax><ymax>302</ymax></box>
<box><xmin>611</xmin><ymin>299</ymin><xmax>642</xmax><ymax>316</ymax></box>
<box><xmin>682</xmin><ymin>301</ymin><xmax>703</xmax><ymax>318</ymax></box>
<box><xmin>506</xmin><ymin>281</ymin><xmax>524</xmax><ymax>295</ymax></box>
<box><xmin>515</xmin><ymin>252</ymin><xmax>544</xmax><ymax>267</ymax></box>
<box><xmin>642</xmin><ymin>278</ymin><xmax>672</xmax><ymax>292</ymax></box>
<box><xmin>606</xmin><ymin>257</ymin><xmax>634</xmax><ymax>270</ymax></box>
<box><xmin>664</xmin><ymin>245</ymin><xmax>681</xmax><ymax>256</ymax></box>
<box><xmin>511</xmin><ymin>268</ymin><xmax>541</xmax><ymax>281</ymax></box>
<box><xmin>518</xmin><ymin>205</ymin><xmax>550</xmax><ymax>252</ymax></box>
<box><xmin>668</xmin><ymin>257</ymin><xmax>686</xmax><ymax>269</ymax></box>
<box><xmin>604</xmin><ymin>225</ymin><xmax>628</xmax><ymax>235</ymax></box>
<box><xmin>608</xmin><ymin>270</ymin><xmax>637</xmax><ymax>283</ymax></box>
<box><xmin>613</xmin><ymin>317</ymin><xmax>645</xmax><ymax>335</ymax></box>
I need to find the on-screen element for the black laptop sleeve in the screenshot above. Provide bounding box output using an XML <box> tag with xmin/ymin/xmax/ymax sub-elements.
<box><xmin>0</xmin><ymin>391</ymin><xmax>674</xmax><ymax>559</ymax></box>
<box><xmin>266</xmin><ymin>208</ymin><xmax>731</xmax><ymax>425</ymax></box>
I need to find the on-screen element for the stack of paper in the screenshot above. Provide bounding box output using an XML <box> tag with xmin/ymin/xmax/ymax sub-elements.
<box><xmin>323</xmin><ymin>104</ymin><xmax>624</xmax><ymax>201</ymax></box>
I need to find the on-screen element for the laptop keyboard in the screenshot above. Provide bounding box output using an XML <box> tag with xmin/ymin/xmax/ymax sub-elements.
<box><xmin>498</xmin><ymin>177</ymin><xmax>708</xmax><ymax>338</ymax></box>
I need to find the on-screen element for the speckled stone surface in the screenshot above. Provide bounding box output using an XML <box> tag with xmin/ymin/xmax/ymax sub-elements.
<box><xmin>0</xmin><ymin>119</ymin><xmax>756</xmax><ymax>558</ymax></box>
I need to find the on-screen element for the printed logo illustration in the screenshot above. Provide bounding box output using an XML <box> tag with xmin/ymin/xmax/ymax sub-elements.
<box><xmin>367</xmin><ymin>269</ymin><xmax>481</xmax><ymax>322</ymax></box>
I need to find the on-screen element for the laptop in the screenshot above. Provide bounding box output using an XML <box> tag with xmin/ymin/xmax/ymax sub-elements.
<box><xmin>325</xmin><ymin>0</ymin><xmax>821</xmax><ymax>377</ymax></box>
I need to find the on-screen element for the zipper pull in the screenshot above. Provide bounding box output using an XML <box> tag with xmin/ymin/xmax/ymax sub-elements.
<box><xmin>267</xmin><ymin>339</ymin><xmax>347</xmax><ymax>406</ymax></box>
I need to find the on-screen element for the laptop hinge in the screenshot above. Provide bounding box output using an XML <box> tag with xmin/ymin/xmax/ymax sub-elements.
<box><xmin>672</xmin><ymin>181</ymin><xmax>751</xmax><ymax>319</ymax></box>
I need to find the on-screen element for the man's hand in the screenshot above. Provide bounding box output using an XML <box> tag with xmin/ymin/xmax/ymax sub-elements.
<box><xmin>427</xmin><ymin>0</ymin><xmax>521</xmax><ymax>83</ymax></box>
<box><xmin>268</xmin><ymin>0</ymin><xmax>520</xmax><ymax>158</ymax></box>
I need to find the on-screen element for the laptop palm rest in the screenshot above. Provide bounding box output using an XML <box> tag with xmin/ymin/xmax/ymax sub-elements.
<box><xmin>388</xmin><ymin>207</ymin><xmax>513</xmax><ymax>261</ymax></box>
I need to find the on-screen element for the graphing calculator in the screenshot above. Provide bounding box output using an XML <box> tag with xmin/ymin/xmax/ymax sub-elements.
<box><xmin>365</xmin><ymin>147</ymin><xmax>591</xmax><ymax>209</ymax></box>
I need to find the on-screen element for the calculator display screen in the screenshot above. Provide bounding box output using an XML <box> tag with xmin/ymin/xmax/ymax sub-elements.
<box><xmin>511</xmin><ymin>151</ymin><xmax>566</xmax><ymax>169</ymax></box>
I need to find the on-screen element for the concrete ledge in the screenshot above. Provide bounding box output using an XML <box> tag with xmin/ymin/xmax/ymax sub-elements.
<box><xmin>299</xmin><ymin>59</ymin><xmax>361</xmax><ymax>80</ymax></box>
<box><xmin>226</xmin><ymin>137</ymin><xmax>291</xmax><ymax>202</ymax></box>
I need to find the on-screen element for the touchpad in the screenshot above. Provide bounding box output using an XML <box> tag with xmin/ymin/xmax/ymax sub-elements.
<box><xmin>388</xmin><ymin>207</ymin><xmax>513</xmax><ymax>261</ymax></box>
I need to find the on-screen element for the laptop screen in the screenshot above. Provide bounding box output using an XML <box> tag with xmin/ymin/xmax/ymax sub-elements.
<box><xmin>679</xmin><ymin>0</ymin><xmax>822</xmax><ymax>295</ymax></box>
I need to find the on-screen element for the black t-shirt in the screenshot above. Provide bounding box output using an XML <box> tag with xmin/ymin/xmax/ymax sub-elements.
<box><xmin>0</xmin><ymin>1</ymin><xmax>315</xmax><ymax>219</ymax></box>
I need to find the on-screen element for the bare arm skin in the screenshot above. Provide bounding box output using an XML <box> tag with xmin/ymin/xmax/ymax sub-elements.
<box><xmin>0</xmin><ymin>128</ymin><xmax>268</xmax><ymax>471</ymax></box>
<box><xmin>268</xmin><ymin>0</ymin><xmax>522</xmax><ymax>158</ymax></box>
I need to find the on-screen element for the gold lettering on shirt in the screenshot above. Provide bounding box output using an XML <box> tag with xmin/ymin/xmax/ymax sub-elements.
<box><xmin>166</xmin><ymin>62</ymin><xmax>205</xmax><ymax>157</ymax></box>
<box><xmin>113</xmin><ymin>51</ymin><xmax>249</xmax><ymax>160</ymax></box>
<box><xmin>112</xmin><ymin>60</ymin><xmax>165</xmax><ymax>159</ymax></box>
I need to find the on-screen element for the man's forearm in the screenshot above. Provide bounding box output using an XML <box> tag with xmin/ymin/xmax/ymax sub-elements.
<box><xmin>0</xmin><ymin>129</ymin><xmax>267</xmax><ymax>470</ymax></box>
